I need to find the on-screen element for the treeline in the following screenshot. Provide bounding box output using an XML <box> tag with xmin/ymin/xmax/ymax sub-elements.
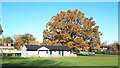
<box><xmin>0</xmin><ymin>33</ymin><xmax>39</xmax><ymax>50</ymax></box>
<box><xmin>96</xmin><ymin>42</ymin><xmax>120</xmax><ymax>55</ymax></box>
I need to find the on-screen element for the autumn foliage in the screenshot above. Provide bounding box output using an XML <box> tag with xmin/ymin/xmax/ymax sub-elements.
<box><xmin>42</xmin><ymin>9</ymin><xmax>102</xmax><ymax>51</ymax></box>
<box><xmin>29</xmin><ymin>41</ymin><xmax>39</xmax><ymax>45</ymax></box>
<box><xmin>13</xmin><ymin>33</ymin><xmax>36</xmax><ymax>49</ymax></box>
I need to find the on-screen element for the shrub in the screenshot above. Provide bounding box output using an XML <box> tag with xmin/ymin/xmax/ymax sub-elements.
<box><xmin>3</xmin><ymin>53</ymin><xmax>21</xmax><ymax>56</ymax></box>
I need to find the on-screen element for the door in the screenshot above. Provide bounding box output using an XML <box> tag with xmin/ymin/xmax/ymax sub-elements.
<box><xmin>38</xmin><ymin>50</ymin><xmax>48</xmax><ymax>57</ymax></box>
<box><xmin>62</xmin><ymin>51</ymin><xmax>64</xmax><ymax>56</ymax></box>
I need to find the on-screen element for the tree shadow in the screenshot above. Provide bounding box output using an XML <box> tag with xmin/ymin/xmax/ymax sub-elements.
<box><xmin>2</xmin><ymin>59</ymin><xmax>56</xmax><ymax>66</ymax></box>
<box><xmin>2</xmin><ymin>60</ymin><xmax>71</xmax><ymax>68</ymax></box>
<box><xmin>2</xmin><ymin>56</ymin><xmax>29</xmax><ymax>60</ymax></box>
<box><xmin>2</xmin><ymin>57</ymin><xmax>71</xmax><ymax>68</ymax></box>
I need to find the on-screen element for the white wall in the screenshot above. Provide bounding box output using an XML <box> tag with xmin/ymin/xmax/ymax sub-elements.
<box><xmin>21</xmin><ymin>45</ymin><xmax>76</xmax><ymax>57</ymax></box>
<box><xmin>38</xmin><ymin>47</ymin><xmax>49</xmax><ymax>57</ymax></box>
<box><xmin>38</xmin><ymin>50</ymin><xmax>49</xmax><ymax>57</ymax></box>
<box><xmin>64</xmin><ymin>51</ymin><xmax>71</xmax><ymax>56</ymax></box>
<box><xmin>38</xmin><ymin>47</ymin><xmax>49</xmax><ymax>50</ymax></box>
<box><xmin>64</xmin><ymin>51</ymin><xmax>77</xmax><ymax>57</ymax></box>
<box><xmin>26</xmin><ymin>51</ymin><xmax>38</xmax><ymax>57</ymax></box>
<box><xmin>21</xmin><ymin>45</ymin><xmax>27</xmax><ymax>57</ymax></box>
<box><xmin>48</xmin><ymin>51</ymin><xmax>61</xmax><ymax>57</ymax></box>
<box><xmin>48</xmin><ymin>51</ymin><xmax>77</xmax><ymax>57</ymax></box>
<box><xmin>21</xmin><ymin>45</ymin><xmax>39</xmax><ymax>57</ymax></box>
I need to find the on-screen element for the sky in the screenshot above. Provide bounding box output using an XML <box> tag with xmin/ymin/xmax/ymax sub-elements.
<box><xmin>1</xmin><ymin>2</ymin><xmax>118</xmax><ymax>44</ymax></box>
<box><xmin>1</xmin><ymin>0</ymin><xmax>119</xmax><ymax>2</ymax></box>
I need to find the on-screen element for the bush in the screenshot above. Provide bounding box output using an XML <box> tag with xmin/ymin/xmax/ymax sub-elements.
<box><xmin>76</xmin><ymin>52</ymin><xmax>95</xmax><ymax>56</ymax></box>
<box><xmin>95</xmin><ymin>51</ymin><xmax>105</xmax><ymax>54</ymax></box>
<box><xmin>3</xmin><ymin>53</ymin><xmax>21</xmax><ymax>56</ymax></box>
<box><xmin>95</xmin><ymin>51</ymin><xmax>119</xmax><ymax>55</ymax></box>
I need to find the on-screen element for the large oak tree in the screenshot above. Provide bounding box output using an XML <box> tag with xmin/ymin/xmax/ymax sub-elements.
<box><xmin>42</xmin><ymin>9</ymin><xmax>102</xmax><ymax>51</ymax></box>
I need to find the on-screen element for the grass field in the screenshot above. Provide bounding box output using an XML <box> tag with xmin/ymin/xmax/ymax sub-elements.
<box><xmin>2</xmin><ymin>55</ymin><xmax>118</xmax><ymax>67</ymax></box>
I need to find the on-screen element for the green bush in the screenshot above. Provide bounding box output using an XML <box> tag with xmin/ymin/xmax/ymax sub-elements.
<box><xmin>96</xmin><ymin>51</ymin><xmax>119</xmax><ymax>55</ymax></box>
<box><xmin>76</xmin><ymin>52</ymin><xmax>93</xmax><ymax>56</ymax></box>
<box><xmin>3</xmin><ymin>53</ymin><xmax>21</xmax><ymax>56</ymax></box>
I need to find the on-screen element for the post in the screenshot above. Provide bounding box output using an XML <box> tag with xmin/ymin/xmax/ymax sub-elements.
<box><xmin>1</xmin><ymin>35</ymin><xmax>3</xmax><ymax>57</ymax></box>
<box><xmin>0</xmin><ymin>24</ymin><xmax>3</xmax><ymax>57</ymax></box>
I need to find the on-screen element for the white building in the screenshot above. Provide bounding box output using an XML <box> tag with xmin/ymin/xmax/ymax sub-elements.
<box><xmin>21</xmin><ymin>45</ymin><xmax>76</xmax><ymax>57</ymax></box>
<box><xmin>0</xmin><ymin>44</ymin><xmax>21</xmax><ymax>56</ymax></box>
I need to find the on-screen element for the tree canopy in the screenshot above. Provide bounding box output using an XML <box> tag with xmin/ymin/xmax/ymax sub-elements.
<box><xmin>42</xmin><ymin>9</ymin><xmax>102</xmax><ymax>51</ymax></box>
<box><xmin>3</xmin><ymin>37</ymin><xmax>13</xmax><ymax>43</ymax></box>
<box><xmin>13</xmin><ymin>33</ymin><xmax>36</xmax><ymax>49</ymax></box>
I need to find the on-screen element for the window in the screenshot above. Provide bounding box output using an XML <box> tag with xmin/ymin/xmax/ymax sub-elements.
<box><xmin>50</xmin><ymin>51</ymin><xmax>52</xmax><ymax>55</ymax></box>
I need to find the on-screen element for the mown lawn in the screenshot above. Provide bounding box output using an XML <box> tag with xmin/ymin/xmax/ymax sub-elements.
<box><xmin>2</xmin><ymin>55</ymin><xmax>118</xmax><ymax>67</ymax></box>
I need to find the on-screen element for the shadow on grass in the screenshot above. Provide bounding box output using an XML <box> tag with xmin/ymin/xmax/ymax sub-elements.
<box><xmin>2</xmin><ymin>56</ymin><xmax>119</xmax><ymax>68</ymax></box>
<box><xmin>2</xmin><ymin>59</ymin><xmax>57</xmax><ymax>66</ymax></box>
<box><xmin>2</xmin><ymin>60</ymin><xmax>119</xmax><ymax>68</ymax></box>
<box><xmin>2</xmin><ymin>56</ymin><xmax>29</xmax><ymax>60</ymax></box>
<box><xmin>2</xmin><ymin>56</ymin><xmax>70</xmax><ymax>67</ymax></box>
<box><xmin>2</xmin><ymin>58</ymin><xmax>73</xmax><ymax>68</ymax></box>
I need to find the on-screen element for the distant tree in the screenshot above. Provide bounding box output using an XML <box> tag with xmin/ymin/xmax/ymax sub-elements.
<box><xmin>42</xmin><ymin>9</ymin><xmax>102</xmax><ymax>51</ymax></box>
<box><xmin>3</xmin><ymin>37</ymin><xmax>13</xmax><ymax>43</ymax></box>
<box><xmin>110</xmin><ymin>42</ymin><xmax>120</xmax><ymax>52</ymax></box>
<box><xmin>24</xmin><ymin>33</ymin><xmax>36</xmax><ymax>41</ymax></box>
<box><xmin>13</xmin><ymin>33</ymin><xmax>36</xmax><ymax>49</ymax></box>
<box><xmin>21</xmin><ymin>33</ymin><xmax>36</xmax><ymax>44</ymax></box>
<box><xmin>29</xmin><ymin>41</ymin><xmax>39</xmax><ymax>45</ymax></box>
<box><xmin>13</xmin><ymin>35</ymin><xmax>23</xmax><ymax>49</ymax></box>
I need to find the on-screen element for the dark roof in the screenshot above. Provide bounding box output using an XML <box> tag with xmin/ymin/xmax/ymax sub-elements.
<box><xmin>25</xmin><ymin>45</ymin><xmax>42</xmax><ymax>50</ymax></box>
<box><xmin>43</xmin><ymin>45</ymin><xmax>71</xmax><ymax>51</ymax></box>
<box><xmin>25</xmin><ymin>45</ymin><xmax>71</xmax><ymax>51</ymax></box>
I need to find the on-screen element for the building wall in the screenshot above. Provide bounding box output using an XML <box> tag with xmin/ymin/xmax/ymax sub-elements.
<box><xmin>21</xmin><ymin>46</ymin><xmax>39</xmax><ymax>57</ymax></box>
<box><xmin>21</xmin><ymin>45</ymin><xmax>77</xmax><ymax>57</ymax></box>
<box><xmin>63</xmin><ymin>51</ymin><xmax>71</xmax><ymax>56</ymax></box>
<box><xmin>21</xmin><ymin>46</ymin><xmax>26</xmax><ymax>57</ymax></box>
<box><xmin>38</xmin><ymin>50</ymin><xmax>49</xmax><ymax>57</ymax></box>
<box><xmin>48</xmin><ymin>51</ymin><xmax>76</xmax><ymax>57</ymax></box>
<box><xmin>48</xmin><ymin>51</ymin><xmax>60</xmax><ymax>57</ymax></box>
<box><xmin>26</xmin><ymin>51</ymin><xmax>38</xmax><ymax>57</ymax></box>
<box><xmin>38</xmin><ymin>47</ymin><xmax>49</xmax><ymax>57</ymax></box>
<box><xmin>22</xmin><ymin>51</ymin><xmax>39</xmax><ymax>57</ymax></box>
<box><xmin>22</xmin><ymin>50</ymin><xmax>76</xmax><ymax>57</ymax></box>
<box><xmin>0</xmin><ymin>46</ymin><xmax>21</xmax><ymax>54</ymax></box>
<box><xmin>38</xmin><ymin>47</ymin><xmax>49</xmax><ymax>50</ymax></box>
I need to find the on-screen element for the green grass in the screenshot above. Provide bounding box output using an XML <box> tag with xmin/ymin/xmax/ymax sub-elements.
<box><xmin>95</xmin><ymin>54</ymin><xmax>119</xmax><ymax>56</ymax></box>
<box><xmin>2</xmin><ymin>55</ymin><xmax>118</xmax><ymax>66</ymax></box>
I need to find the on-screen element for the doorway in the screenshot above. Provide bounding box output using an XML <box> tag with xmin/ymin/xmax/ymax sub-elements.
<box><xmin>62</xmin><ymin>51</ymin><xmax>64</xmax><ymax>56</ymax></box>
